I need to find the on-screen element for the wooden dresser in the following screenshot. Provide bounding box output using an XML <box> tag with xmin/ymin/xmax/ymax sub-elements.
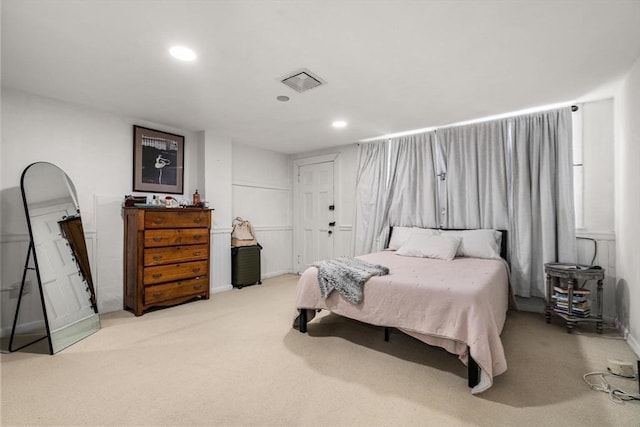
<box><xmin>123</xmin><ymin>207</ymin><xmax>211</xmax><ymax>316</ymax></box>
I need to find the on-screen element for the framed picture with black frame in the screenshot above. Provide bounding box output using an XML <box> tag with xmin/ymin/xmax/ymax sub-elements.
<box><xmin>133</xmin><ymin>125</ymin><xmax>184</xmax><ymax>194</ymax></box>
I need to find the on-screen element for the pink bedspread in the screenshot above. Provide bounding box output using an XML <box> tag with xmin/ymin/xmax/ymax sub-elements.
<box><xmin>295</xmin><ymin>251</ymin><xmax>510</xmax><ymax>394</ymax></box>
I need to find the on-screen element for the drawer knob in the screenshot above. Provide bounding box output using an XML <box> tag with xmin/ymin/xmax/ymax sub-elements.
<box><xmin>193</xmin><ymin>284</ymin><xmax>202</xmax><ymax>290</ymax></box>
<box><xmin>153</xmin><ymin>292</ymin><xmax>164</xmax><ymax>298</ymax></box>
<box><xmin>152</xmin><ymin>255</ymin><xmax>163</xmax><ymax>261</ymax></box>
<box><xmin>152</xmin><ymin>273</ymin><xmax>163</xmax><ymax>279</ymax></box>
<box><xmin>153</xmin><ymin>217</ymin><xmax>164</xmax><ymax>224</ymax></box>
<box><xmin>193</xmin><ymin>235</ymin><xmax>202</xmax><ymax>240</ymax></box>
<box><xmin>193</xmin><ymin>217</ymin><xmax>202</xmax><ymax>223</ymax></box>
<box><xmin>153</xmin><ymin>236</ymin><xmax>163</xmax><ymax>242</ymax></box>
<box><xmin>192</xmin><ymin>267</ymin><xmax>201</xmax><ymax>273</ymax></box>
<box><xmin>193</xmin><ymin>251</ymin><xmax>201</xmax><ymax>256</ymax></box>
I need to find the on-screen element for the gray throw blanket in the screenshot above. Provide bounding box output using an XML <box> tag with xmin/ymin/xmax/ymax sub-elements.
<box><xmin>312</xmin><ymin>257</ymin><xmax>389</xmax><ymax>304</ymax></box>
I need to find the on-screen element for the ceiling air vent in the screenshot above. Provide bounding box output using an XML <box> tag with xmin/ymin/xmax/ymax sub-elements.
<box><xmin>280</xmin><ymin>68</ymin><xmax>326</xmax><ymax>93</ymax></box>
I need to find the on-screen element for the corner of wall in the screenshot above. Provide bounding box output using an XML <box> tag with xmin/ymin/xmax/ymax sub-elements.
<box><xmin>613</xmin><ymin>53</ymin><xmax>640</xmax><ymax>357</ymax></box>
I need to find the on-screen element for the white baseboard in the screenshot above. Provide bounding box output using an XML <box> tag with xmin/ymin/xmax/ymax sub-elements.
<box><xmin>627</xmin><ymin>335</ymin><xmax>640</xmax><ymax>359</ymax></box>
<box><xmin>211</xmin><ymin>284</ymin><xmax>233</xmax><ymax>294</ymax></box>
<box><xmin>263</xmin><ymin>270</ymin><xmax>293</xmax><ymax>279</ymax></box>
<box><xmin>616</xmin><ymin>319</ymin><xmax>640</xmax><ymax>358</ymax></box>
<box><xmin>210</xmin><ymin>271</ymin><xmax>293</xmax><ymax>294</ymax></box>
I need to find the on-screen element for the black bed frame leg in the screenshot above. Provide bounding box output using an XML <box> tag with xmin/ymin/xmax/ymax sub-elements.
<box><xmin>384</xmin><ymin>327</ymin><xmax>390</xmax><ymax>342</ymax></box>
<box><xmin>468</xmin><ymin>347</ymin><xmax>479</xmax><ymax>388</ymax></box>
<box><xmin>299</xmin><ymin>309</ymin><xmax>307</xmax><ymax>333</ymax></box>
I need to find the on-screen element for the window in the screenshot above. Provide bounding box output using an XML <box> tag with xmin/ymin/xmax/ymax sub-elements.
<box><xmin>572</xmin><ymin>107</ymin><xmax>584</xmax><ymax>229</ymax></box>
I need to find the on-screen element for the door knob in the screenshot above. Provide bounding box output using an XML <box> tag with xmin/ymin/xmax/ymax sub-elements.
<box><xmin>328</xmin><ymin>222</ymin><xmax>335</xmax><ymax>226</ymax></box>
<box><xmin>328</xmin><ymin>230</ymin><xmax>333</xmax><ymax>235</ymax></box>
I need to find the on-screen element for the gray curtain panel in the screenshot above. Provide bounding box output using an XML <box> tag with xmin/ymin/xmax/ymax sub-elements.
<box><xmin>353</xmin><ymin>141</ymin><xmax>389</xmax><ymax>255</ymax></box>
<box><xmin>385</xmin><ymin>132</ymin><xmax>439</xmax><ymax>229</ymax></box>
<box><xmin>436</xmin><ymin>121</ymin><xmax>510</xmax><ymax>230</ymax></box>
<box><xmin>509</xmin><ymin>107</ymin><xmax>577</xmax><ymax>298</ymax></box>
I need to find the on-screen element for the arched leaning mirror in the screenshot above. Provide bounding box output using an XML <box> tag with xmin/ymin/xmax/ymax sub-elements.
<box><xmin>10</xmin><ymin>162</ymin><xmax>100</xmax><ymax>354</ymax></box>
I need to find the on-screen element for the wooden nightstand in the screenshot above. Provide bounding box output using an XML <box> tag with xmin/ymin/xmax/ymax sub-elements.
<box><xmin>544</xmin><ymin>263</ymin><xmax>605</xmax><ymax>333</ymax></box>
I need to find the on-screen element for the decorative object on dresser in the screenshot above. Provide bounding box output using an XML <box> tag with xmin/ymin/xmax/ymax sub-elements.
<box><xmin>123</xmin><ymin>207</ymin><xmax>211</xmax><ymax>316</ymax></box>
<box><xmin>544</xmin><ymin>263</ymin><xmax>605</xmax><ymax>334</ymax></box>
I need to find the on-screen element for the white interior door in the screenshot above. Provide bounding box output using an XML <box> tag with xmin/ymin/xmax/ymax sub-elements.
<box><xmin>30</xmin><ymin>205</ymin><xmax>95</xmax><ymax>331</ymax></box>
<box><xmin>297</xmin><ymin>161</ymin><xmax>335</xmax><ymax>273</ymax></box>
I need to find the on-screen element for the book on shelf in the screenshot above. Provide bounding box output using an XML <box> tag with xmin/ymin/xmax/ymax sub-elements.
<box><xmin>553</xmin><ymin>307</ymin><xmax>591</xmax><ymax>318</ymax></box>
<box><xmin>554</xmin><ymin>300</ymin><xmax>589</xmax><ymax>308</ymax></box>
<box><xmin>552</xmin><ymin>286</ymin><xmax>592</xmax><ymax>318</ymax></box>
<box><xmin>553</xmin><ymin>307</ymin><xmax>591</xmax><ymax>316</ymax></box>
<box><xmin>553</xmin><ymin>286</ymin><xmax>591</xmax><ymax>295</ymax></box>
<box><xmin>553</xmin><ymin>294</ymin><xmax>588</xmax><ymax>303</ymax></box>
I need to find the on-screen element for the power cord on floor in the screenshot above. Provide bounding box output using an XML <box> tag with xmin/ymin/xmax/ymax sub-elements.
<box><xmin>583</xmin><ymin>370</ymin><xmax>640</xmax><ymax>404</ymax></box>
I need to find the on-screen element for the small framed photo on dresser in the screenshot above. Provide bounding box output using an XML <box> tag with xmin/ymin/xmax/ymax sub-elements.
<box><xmin>133</xmin><ymin>125</ymin><xmax>184</xmax><ymax>194</ymax></box>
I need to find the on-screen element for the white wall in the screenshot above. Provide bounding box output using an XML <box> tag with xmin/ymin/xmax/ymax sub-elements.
<box><xmin>581</xmin><ymin>99</ymin><xmax>615</xmax><ymax>232</ymax></box>
<box><xmin>202</xmin><ymin>131</ymin><xmax>234</xmax><ymax>293</ymax></box>
<box><xmin>0</xmin><ymin>89</ymin><xmax>202</xmax><ymax>332</ymax></box>
<box><xmin>232</xmin><ymin>143</ymin><xmax>293</xmax><ymax>279</ymax></box>
<box><xmin>615</xmin><ymin>54</ymin><xmax>640</xmax><ymax>357</ymax></box>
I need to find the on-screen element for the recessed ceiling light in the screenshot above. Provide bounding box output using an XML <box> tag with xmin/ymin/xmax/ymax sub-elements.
<box><xmin>277</xmin><ymin>95</ymin><xmax>290</xmax><ymax>102</ymax></box>
<box><xmin>332</xmin><ymin>120</ymin><xmax>347</xmax><ymax>128</ymax></box>
<box><xmin>169</xmin><ymin>46</ymin><xmax>196</xmax><ymax>61</ymax></box>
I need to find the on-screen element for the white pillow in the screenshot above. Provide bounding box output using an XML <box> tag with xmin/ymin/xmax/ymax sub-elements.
<box><xmin>440</xmin><ymin>229</ymin><xmax>502</xmax><ymax>259</ymax></box>
<box><xmin>387</xmin><ymin>227</ymin><xmax>414</xmax><ymax>250</ymax></box>
<box><xmin>387</xmin><ymin>226</ymin><xmax>439</xmax><ymax>250</ymax></box>
<box><xmin>396</xmin><ymin>234</ymin><xmax>461</xmax><ymax>261</ymax></box>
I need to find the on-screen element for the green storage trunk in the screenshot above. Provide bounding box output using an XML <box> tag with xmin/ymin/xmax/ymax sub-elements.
<box><xmin>231</xmin><ymin>245</ymin><xmax>262</xmax><ymax>289</ymax></box>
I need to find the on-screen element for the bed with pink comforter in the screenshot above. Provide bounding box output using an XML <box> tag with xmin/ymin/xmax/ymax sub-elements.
<box><xmin>294</xmin><ymin>250</ymin><xmax>510</xmax><ymax>394</ymax></box>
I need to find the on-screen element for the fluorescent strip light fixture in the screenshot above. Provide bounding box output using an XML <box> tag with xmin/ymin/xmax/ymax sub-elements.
<box><xmin>359</xmin><ymin>101</ymin><xmax>576</xmax><ymax>142</ymax></box>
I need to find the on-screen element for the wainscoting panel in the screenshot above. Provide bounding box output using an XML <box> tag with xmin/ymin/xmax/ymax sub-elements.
<box><xmin>211</xmin><ymin>227</ymin><xmax>293</xmax><ymax>292</ymax></box>
<box><xmin>335</xmin><ymin>225</ymin><xmax>353</xmax><ymax>258</ymax></box>
<box><xmin>211</xmin><ymin>229</ymin><xmax>232</xmax><ymax>293</ymax></box>
<box><xmin>253</xmin><ymin>226</ymin><xmax>293</xmax><ymax>279</ymax></box>
<box><xmin>94</xmin><ymin>194</ymin><xmax>123</xmax><ymax>314</ymax></box>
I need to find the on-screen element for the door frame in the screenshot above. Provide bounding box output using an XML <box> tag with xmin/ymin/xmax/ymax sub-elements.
<box><xmin>292</xmin><ymin>153</ymin><xmax>341</xmax><ymax>274</ymax></box>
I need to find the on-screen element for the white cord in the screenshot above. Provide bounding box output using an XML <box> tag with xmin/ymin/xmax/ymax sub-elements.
<box><xmin>583</xmin><ymin>371</ymin><xmax>640</xmax><ymax>404</ymax></box>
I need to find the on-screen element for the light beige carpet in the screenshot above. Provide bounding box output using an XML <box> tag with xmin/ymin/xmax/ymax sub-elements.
<box><xmin>1</xmin><ymin>274</ymin><xmax>638</xmax><ymax>426</ymax></box>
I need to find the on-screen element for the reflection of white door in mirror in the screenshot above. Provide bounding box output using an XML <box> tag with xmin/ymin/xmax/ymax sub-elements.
<box><xmin>11</xmin><ymin>161</ymin><xmax>101</xmax><ymax>354</ymax></box>
<box><xmin>30</xmin><ymin>205</ymin><xmax>95</xmax><ymax>331</ymax></box>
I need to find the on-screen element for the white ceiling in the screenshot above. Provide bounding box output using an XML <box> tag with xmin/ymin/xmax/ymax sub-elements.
<box><xmin>2</xmin><ymin>0</ymin><xmax>640</xmax><ymax>154</ymax></box>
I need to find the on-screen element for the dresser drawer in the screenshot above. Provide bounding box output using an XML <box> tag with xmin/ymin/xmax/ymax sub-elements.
<box><xmin>144</xmin><ymin>228</ymin><xmax>209</xmax><ymax>247</ymax></box>
<box><xmin>144</xmin><ymin>244</ymin><xmax>209</xmax><ymax>266</ymax></box>
<box><xmin>145</xmin><ymin>210</ymin><xmax>210</xmax><ymax>229</ymax></box>
<box><xmin>144</xmin><ymin>278</ymin><xmax>209</xmax><ymax>304</ymax></box>
<box><xmin>144</xmin><ymin>261</ymin><xmax>208</xmax><ymax>285</ymax></box>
